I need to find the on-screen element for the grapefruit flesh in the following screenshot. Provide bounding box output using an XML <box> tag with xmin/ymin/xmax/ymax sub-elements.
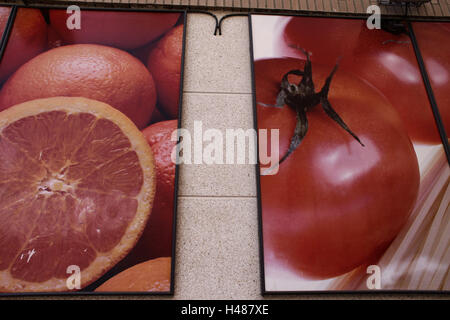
<box><xmin>0</xmin><ymin>97</ymin><xmax>156</xmax><ymax>292</ymax></box>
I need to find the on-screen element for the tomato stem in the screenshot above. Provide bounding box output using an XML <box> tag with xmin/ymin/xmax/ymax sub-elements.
<box><xmin>259</xmin><ymin>47</ymin><xmax>364</xmax><ymax>171</ymax></box>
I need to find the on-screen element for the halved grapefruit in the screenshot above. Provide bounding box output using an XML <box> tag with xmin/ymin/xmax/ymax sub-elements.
<box><xmin>0</xmin><ymin>97</ymin><xmax>156</xmax><ymax>292</ymax></box>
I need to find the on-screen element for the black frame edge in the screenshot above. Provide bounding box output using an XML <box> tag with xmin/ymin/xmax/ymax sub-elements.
<box><xmin>0</xmin><ymin>4</ymin><xmax>16</xmax><ymax>62</ymax></box>
<box><xmin>170</xmin><ymin>8</ymin><xmax>188</xmax><ymax>297</ymax></box>
<box><xmin>0</xmin><ymin>4</ymin><xmax>187</xmax><ymax>298</ymax></box>
<box><xmin>408</xmin><ymin>21</ymin><xmax>450</xmax><ymax>163</ymax></box>
<box><xmin>249</xmin><ymin>12</ymin><xmax>450</xmax><ymax>296</ymax></box>
<box><xmin>247</xmin><ymin>13</ymin><xmax>267</xmax><ymax>296</ymax></box>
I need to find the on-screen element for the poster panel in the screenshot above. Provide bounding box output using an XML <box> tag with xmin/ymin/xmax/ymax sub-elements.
<box><xmin>0</xmin><ymin>7</ymin><xmax>185</xmax><ymax>294</ymax></box>
<box><xmin>251</xmin><ymin>14</ymin><xmax>449</xmax><ymax>292</ymax></box>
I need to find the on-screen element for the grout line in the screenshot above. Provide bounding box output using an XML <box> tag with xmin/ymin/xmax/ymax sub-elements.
<box><xmin>178</xmin><ymin>194</ymin><xmax>257</xmax><ymax>199</ymax></box>
<box><xmin>183</xmin><ymin>90</ymin><xmax>253</xmax><ymax>95</ymax></box>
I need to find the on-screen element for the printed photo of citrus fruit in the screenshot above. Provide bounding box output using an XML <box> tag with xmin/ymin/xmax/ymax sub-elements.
<box><xmin>0</xmin><ymin>97</ymin><xmax>156</xmax><ymax>292</ymax></box>
<box><xmin>116</xmin><ymin>120</ymin><xmax>177</xmax><ymax>271</ymax></box>
<box><xmin>95</xmin><ymin>257</ymin><xmax>171</xmax><ymax>292</ymax></box>
<box><xmin>0</xmin><ymin>44</ymin><xmax>157</xmax><ymax>129</ymax></box>
<box><xmin>147</xmin><ymin>24</ymin><xmax>184</xmax><ymax>119</ymax></box>
<box><xmin>0</xmin><ymin>7</ymin><xmax>47</xmax><ymax>82</ymax></box>
<box><xmin>0</xmin><ymin>7</ymin><xmax>185</xmax><ymax>294</ymax></box>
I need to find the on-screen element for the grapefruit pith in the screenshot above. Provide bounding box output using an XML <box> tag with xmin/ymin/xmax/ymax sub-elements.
<box><xmin>0</xmin><ymin>97</ymin><xmax>156</xmax><ymax>292</ymax></box>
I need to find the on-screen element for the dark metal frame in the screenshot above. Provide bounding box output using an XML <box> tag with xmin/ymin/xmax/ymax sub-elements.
<box><xmin>0</xmin><ymin>4</ymin><xmax>188</xmax><ymax>297</ymax></box>
<box><xmin>1</xmin><ymin>3</ymin><xmax>449</xmax><ymax>298</ymax></box>
<box><xmin>378</xmin><ymin>0</ymin><xmax>432</xmax><ymax>17</ymax></box>
<box><xmin>248</xmin><ymin>12</ymin><xmax>450</xmax><ymax>296</ymax></box>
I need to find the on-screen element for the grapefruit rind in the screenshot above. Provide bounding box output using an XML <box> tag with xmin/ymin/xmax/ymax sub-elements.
<box><xmin>95</xmin><ymin>257</ymin><xmax>171</xmax><ymax>292</ymax></box>
<box><xmin>0</xmin><ymin>97</ymin><xmax>156</xmax><ymax>292</ymax></box>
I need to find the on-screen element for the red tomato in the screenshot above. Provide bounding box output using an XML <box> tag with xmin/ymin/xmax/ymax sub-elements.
<box><xmin>257</xmin><ymin>58</ymin><xmax>420</xmax><ymax>279</ymax></box>
<box><xmin>274</xmin><ymin>17</ymin><xmax>448</xmax><ymax>144</ymax></box>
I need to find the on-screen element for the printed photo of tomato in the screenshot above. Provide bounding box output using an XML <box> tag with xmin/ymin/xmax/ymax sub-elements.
<box><xmin>0</xmin><ymin>7</ymin><xmax>185</xmax><ymax>294</ymax></box>
<box><xmin>273</xmin><ymin>16</ymin><xmax>449</xmax><ymax>145</ymax></box>
<box><xmin>251</xmin><ymin>15</ymin><xmax>449</xmax><ymax>292</ymax></box>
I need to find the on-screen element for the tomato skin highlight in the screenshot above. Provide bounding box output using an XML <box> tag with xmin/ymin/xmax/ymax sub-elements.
<box><xmin>256</xmin><ymin>58</ymin><xmax>420</xmax><ymax>279</ymax></box>
<box><xmin>274</xmin><ymin>17</ymin><xmax>448</xmax><ymax>144</ymax></box>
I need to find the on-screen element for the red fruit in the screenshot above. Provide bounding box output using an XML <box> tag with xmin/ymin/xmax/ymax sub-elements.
<box><xmin>147</xmin><ymin>24</ymin><xmax>184</xmax><ymax>119</ymax></box>
<box><xmin>119</xmin><ymin>120</ymin><xmax>177</xmax><ymax>267</ymax></box>
<box><xmin>0</xmin><ymin>96</ymin><xmax>156</xmax><ymax>292</ymax></box>
<box><xmin>95</xmin><ymin>258</ymin><xmax>171</xmax><ymax>292</ymax></box>
<box><xmin>0</xmin><ymin>8</ymin><xmax>47</xmax><ymax>82</ymax></box>
<box><xmin>274</xmin><ymin>17</ymin><xmax>448</xmax><ymax>144</ymax></box>
<box><xmin>257</xmin><ymin>58</ymin><xmax>420</xmax><ymax>279</ymax></box>
<box><xmin>49</xmin><ymin>10</ymin><xmax>180</xmax><ymax>50</ymax></box>
<box><xmin>412</xmin><ymin>22</ymin><xmax>450</xmax><ymax>136</ymax></box>
<box><xmin>0</xmin><ymin>44</ymin><xmax>157</xmax><ymax>129</ymax></box>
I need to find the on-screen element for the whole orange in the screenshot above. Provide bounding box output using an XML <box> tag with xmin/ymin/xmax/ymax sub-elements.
<box><xmin>147</xmin><ymin>24</ymin><xmax>184</xmax><ymax>119</ymax></box>
<box><xmin>49</xmin><ymin>10</ymin><xmax>180</xmax><ymax>50</ymax></box>
<box><xmin>95</xmin><ymin>258</ymin><xmax>171</xmax><ymax>292</ymax></box>
<box><xmin>0</xmin><ymin>44</ymin><xmax>156</xmax><ymax>129</ymax></box>
<box><xmin>141</xmin><ymin>120</ymin><xmax>177</xmax><ymax>258</ymax></box>
<box><xmin>0</xmin><ymin>8</ymin><xmax>47</xmax><ymax>82</ymax></box>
